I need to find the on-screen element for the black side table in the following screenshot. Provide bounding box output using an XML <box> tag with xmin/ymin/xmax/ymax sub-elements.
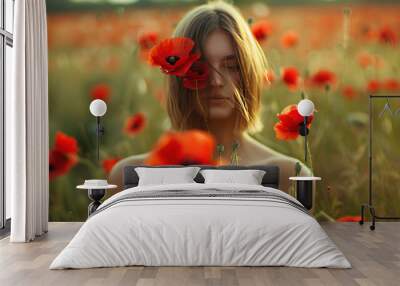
<box><xmin>289</xmin><ymin>176</ymin><xmax>321</xmax><ymax>210</ymax></box>
<box><xmin>77</xmin><ymin>181</ymin><xmax>117</xmax><ymax>217</ymax></box>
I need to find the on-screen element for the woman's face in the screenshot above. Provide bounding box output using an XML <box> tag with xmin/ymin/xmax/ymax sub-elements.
<box><xmin>198</xmin><ymin>29</ymin><xmax>240</xmax><ymax>120</ymax></box>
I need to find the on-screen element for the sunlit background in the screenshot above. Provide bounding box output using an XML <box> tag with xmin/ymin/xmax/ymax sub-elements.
<box><xmin>47</xmin><ymin>0</ymin><xmax>400</xmax><ymax>221</ymax></box>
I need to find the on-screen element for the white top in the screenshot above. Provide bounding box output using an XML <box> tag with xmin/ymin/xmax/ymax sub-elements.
<box><xmin>289</xmin><ymin>176</ymin><xmax>321</xmax><ymax>181</ymax></box>
<box><xmin>77</xmin><ymin>184</ymin><xmax>117</xmax><ymax>190</ymax></box>
<box><xmin>77</xmin><ymin>179</ymin><xmax>117</xmax><ymax>190</ymax></box>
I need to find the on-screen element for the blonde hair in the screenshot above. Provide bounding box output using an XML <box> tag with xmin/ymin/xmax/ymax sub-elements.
<box><xmin>166</xmin><ymin>0</ymin><xmax>268</xmax><ymax>133</ymax></box>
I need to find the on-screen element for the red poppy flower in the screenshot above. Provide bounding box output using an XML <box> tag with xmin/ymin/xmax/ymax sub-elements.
<box><xmin>336</xmin><ymin>216</ymin><xmax>362</xmax><ymax>222</ymax></box>
<box><xmin>49</xmin><ymin>149</ymin><xmax>78</xmax><ymax>180</ymax></box>
<box><xmin>357</xmin><ymin>51</ymin><xmax>374</xmax><ymax>69</ymax></box>
<box><xmin>281</xmin><ymin>67</ymin><xmax>300</xmax><ymax>90</ymax></box>
<box><xmin>182</xmin><ymin>61</ymin><xmax>209</xmax><ymax>90</ymax></box>
<box><xmin>367</xmin><ymin>79</ymin><xmax>381</xmax><ymax>93</ymax></box>
<box><xmin>382</xmin><ymin>78</ymin><xmax>400</xmax><ymax>91</ymax></box>
<box><xmin>356</xmin><ymin>51</ymin><xmax>386</xmax><ymax>69</ymax></box>
<box><xmin>251</xmin><ymin>20</ymin><xmax>273</xmax><ymax>42</ymax></box>
<box><xmin>341</xmin><ymin>85</ymin><xmax>358</xmax><ymax>100</ymax></box>
<box><xmin>102</xmin><ymin>157</ymin><xmax>120</xmax><ymax>174</ymax></box>
<box><xmin>310</xmin><ymin>69</ymin><xmax>336</xmax><ymax>88</ymax></box>
<box><xmin>145</xmin><ymin>130</ymin><xmax>216</xmax><ymax>165</ymax></box>
<box><xmin>274</xmin><ymin>104</ymin><xmax>314</xmax><ymax>141</ymax></box>
<box><xmin>138</xmin><ymin>31</ymin><xmax>158</xmax><ymax>50</ymax></box>
<box><xmin>138</xmin><ymin>31</ymin><xmax>159</xmax><ymax>61</ymax></box>
<box><xmin>148</xmin><ymin>37</ymin><xmax>200</xmax><ymax>77</ymax></box>
<box><xmin>378</xmin><ymin>25</ymin><xmax>397</xmax><ymax>46</ymax></box>
<box><xmin>145</xmin><ymin>132</ymin><xmax>184</xmax><ymax>165</ymax></box>
<box><xmin>90</xmin><ymin>83</ymin><xmax>111</xmax><ymax>102</ymax></box>
<box><xmin>49</xmin><ymin>131</ymin><xmax>79</xmax><ymax>180</ymax></box>
<box><xmin>359</xmin><ymin>25</ymin><xmax>375</xmax><ymax>41</ymax></box>
<box><xmin>281</xmin><ymin>31</ymin><xmax>299</xmax><ymax>48</ymax></box>
<box><xmin>124</xmin><ymin>113</ymin><xmax>147</xmax><ymax>136</ymax></box>
<box><xmin>54</xmin><ymin>131</ymin><xmax>79</xmax><ymax>154</ymax></box>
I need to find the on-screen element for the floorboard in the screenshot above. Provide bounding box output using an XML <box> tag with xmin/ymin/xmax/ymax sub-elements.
<box><xmin>0</xmin><ymin>222</ymin><xmax>399</xmax><ymax>286</ymax></box>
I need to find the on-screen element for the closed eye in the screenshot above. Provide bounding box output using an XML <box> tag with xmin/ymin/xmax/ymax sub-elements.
<box><xmin>226</xmin><ymin>65</ymin><xmax>239</xmax><ymax>72</ymax></box>
<box><xmin>223</xmin><ymin>61</ymin><xmax>239</xmax><ymax>71</ymax></box>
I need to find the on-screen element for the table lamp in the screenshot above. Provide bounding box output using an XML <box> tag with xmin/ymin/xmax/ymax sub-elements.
<box><xmin>289</xmin><ymin>98</ymin><xmax>320</xmax><ymax>211</ymax></box>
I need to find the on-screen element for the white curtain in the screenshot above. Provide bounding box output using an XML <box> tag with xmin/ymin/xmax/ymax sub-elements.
<box><xmin>6</xmin><ymin>0</ymin><xmax>49</xmax><ymax>242</ymax></box>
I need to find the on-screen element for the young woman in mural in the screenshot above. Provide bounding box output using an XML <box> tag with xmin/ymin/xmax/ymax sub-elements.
<box><xmin>109</xmin><ymin>1</ymin><xmax>312</xmax><ymax>193</ymax></box>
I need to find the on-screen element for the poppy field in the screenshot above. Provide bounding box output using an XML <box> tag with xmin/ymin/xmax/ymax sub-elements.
<box><xmin>48</xmin><ymin>2</ymin><xmax>400</xmax><ymax>222</ymax></box>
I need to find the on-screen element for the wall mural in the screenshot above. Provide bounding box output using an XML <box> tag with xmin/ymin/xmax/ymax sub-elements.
<box><xmin>47</xmin><ymin>1</ymin><xmax>400</xmax><ymax>221</ymax></box>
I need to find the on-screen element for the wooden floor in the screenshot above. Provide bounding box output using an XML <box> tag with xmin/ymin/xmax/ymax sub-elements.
<box><xmin>0</xmin><ymin>222</ymin><xmax>399</xmax><ymax>286</ymax></box>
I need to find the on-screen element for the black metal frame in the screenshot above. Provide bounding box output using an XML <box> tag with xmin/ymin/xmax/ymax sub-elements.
<box><xmin>359</xmin><ymin>95</ymin><xmax>400</xmax><ymax>230</ymax></box>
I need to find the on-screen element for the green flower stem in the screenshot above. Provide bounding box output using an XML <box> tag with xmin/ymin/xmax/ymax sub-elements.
<box><xmin>315</xmin><ymin>210</ymin><xmax>335</xmax><ymax>222</ymax></box>
<box><xmin>342</xmin><ymin>7</ymin><xmax>351</xmax><ymax>50</ymax></box>
<box><xmin>231</xmin><ymin>142</ymin><xmax>240</xmax><ymax>166</ymax></box>
<box><xmin>290</xmin><ymin>181</ymin><xmax>296</xmax><ymax>197</ymax></box>
<box><xmin>295</xmin><ymin>161</ymin><xmax>302</xmax><ymax>176</ymax></box>
<box><xmin>306</xmin><ymin>137</ymin><xmax>314</xmax><ymax>176</ymax></box>
<box><xmin>78</xmin><ymin>157</ymin><xmax>102</xmax><ymax>177</ymax></box>
<box><xmin>216</xmin><ymin>144</ymin><xmax>225</xmax><ymax>165</ymax></box>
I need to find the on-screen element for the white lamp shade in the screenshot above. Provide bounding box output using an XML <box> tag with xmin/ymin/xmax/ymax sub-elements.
<box><xmin>89</xmin><ymin>99</ymin><xmax>107</xmax><ymax>117</ymax></box>
<box><xmin>297</xmin><ymin>99</ymin><xmax>315</xmax><ymax>116</ymax></box>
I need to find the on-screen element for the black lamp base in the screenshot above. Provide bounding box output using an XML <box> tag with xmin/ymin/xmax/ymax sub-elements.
<box><xmin>296</xmin><ymin>180</ymin><xmax>313</xmax><ymax>210</ymax></box>
<box><xmin>88</xmin><ymin>189</ymin><xmax>106</xmax><ymax>216</ymax></box>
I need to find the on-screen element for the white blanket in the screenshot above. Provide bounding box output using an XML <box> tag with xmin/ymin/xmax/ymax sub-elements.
<box><xmin>49</xmin><ymin>183</ymin><xmax>351</xmax><ymax>269</ymax></box>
